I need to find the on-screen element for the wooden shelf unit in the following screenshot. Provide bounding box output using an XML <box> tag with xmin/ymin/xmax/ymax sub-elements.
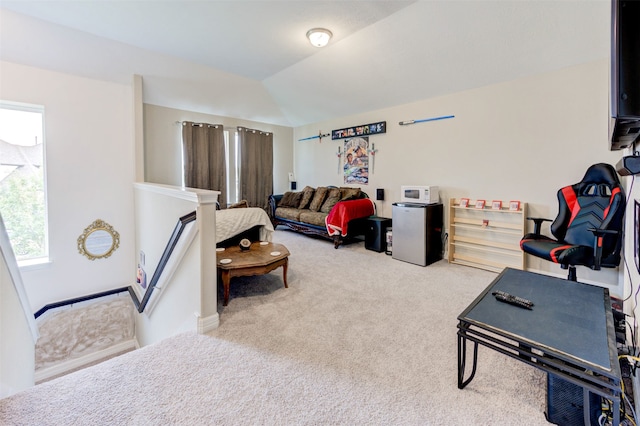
<box><xmin>447</xmin><ymin>198</ymin><xmax>527</xmax><ymax>273</ymax></box>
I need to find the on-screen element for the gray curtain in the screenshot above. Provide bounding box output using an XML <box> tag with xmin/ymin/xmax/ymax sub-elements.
<box><xmin>238</xmin><ymin>127</ymin><xmax>273</xmax><ymax>209</ymax></box>
<box><xmin>182</xmin><ymin>122</ymin><xmax>226</xmax><ymax>207</ymax></box>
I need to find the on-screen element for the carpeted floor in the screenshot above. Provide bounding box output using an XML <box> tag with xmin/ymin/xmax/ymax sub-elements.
<box><xmin>0</xmin><ymin>229</ymin><xmax>549</xmax><ymax>425</ymax></box>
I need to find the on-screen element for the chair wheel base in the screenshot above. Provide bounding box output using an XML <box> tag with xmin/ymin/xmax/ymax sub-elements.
<box><xmin>567</xmin><ymin>266</ymin><xmax>577</xmax><ymax>281</ymax></box>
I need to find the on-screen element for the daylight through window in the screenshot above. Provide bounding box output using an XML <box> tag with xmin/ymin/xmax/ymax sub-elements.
<box><xmin>225</xmin><ymin>130</ymin><xmax>240</xmax><ymax>205</ymax></box>
<box><xmin>0</xmin><ymin>102</ymin><xmax>48</xmax><ymax>263</ymax></box>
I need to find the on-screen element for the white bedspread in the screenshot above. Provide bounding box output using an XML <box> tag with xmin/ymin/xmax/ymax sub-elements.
<box><xmin>215</xmin><ymin>207</ymin><xmax>274</xmax><ymax>243</ymax></box>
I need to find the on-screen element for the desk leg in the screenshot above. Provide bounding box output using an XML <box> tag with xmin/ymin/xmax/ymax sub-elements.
<box><xmin>282</xmin><ymin>258</ymin><xmax>288</xmax><ymax>288</ymax></box>
<box><xmin>582</xmin><ymin>387</ymin><xmax>620</xmax><ymax>426</ymax></box>
<box><xmin>458</xmin><ymin>333</ymin><xmax>478</xmax><ymax>389</ymax></box>
<box><xmin>221</xmin><ymin>270</ymin><xmax>231</xmax><ymax>306</ymax></box>
<box><xmin>613</xmin><ymin>394</ymin><xmax>620</xmax><ymax>426</ymax></box>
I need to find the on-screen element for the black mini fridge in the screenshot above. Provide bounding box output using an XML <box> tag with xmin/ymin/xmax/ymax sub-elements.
<box><xmin>365</xmin><ymin>216</ymin><xmax>392</xmax><ymax>252</ymax></box>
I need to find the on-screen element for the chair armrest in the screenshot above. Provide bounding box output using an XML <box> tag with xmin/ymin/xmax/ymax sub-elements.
<box><xmin>587</xmin><ymin>228</ymin><xmax>619</xmax><ymax>270</ymax></box>
<box><xmin>268</xmin><ymin>195</ymin><xmax>283</xmax><ymax>220</ymax></box>
<box><xmin>525</xmin><ymin>217</ymin><xmax>552</xmax><ymax>236</ymax></box>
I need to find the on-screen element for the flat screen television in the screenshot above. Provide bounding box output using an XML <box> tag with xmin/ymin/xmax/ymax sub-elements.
<box><xmin>610</xmin><ymin>0</ymin><xmax>640</xmax><ymax>150</ymax></box>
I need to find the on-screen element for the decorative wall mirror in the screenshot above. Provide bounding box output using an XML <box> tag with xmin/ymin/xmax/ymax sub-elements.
<box><xmin>77</xmin><ymin>219</ymin><xmax>120</xmax><ymax>260</ymax></box>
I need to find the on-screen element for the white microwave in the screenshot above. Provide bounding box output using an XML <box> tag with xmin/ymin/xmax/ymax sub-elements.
<box><xmin>400</xmin><ymin>185</ymin><xmax>439</xmax><ymax>204</ymax></box>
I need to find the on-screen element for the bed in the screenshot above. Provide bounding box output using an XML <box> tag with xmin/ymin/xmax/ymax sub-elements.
<box><xmin>216</xmin><ymin>207</ymin><xmax>275</xmax><ymax>247</ymax></box>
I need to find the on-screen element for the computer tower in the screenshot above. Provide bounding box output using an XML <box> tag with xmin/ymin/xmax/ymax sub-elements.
<box><xmin>546</xmin><ymin>373</ymin><xmax>601</xmax><ymax>426</ymax></box>
<box><xmin>365</xmin><ymin>217</ymin><xmax>392</xmax><ymax>252</ymax></box>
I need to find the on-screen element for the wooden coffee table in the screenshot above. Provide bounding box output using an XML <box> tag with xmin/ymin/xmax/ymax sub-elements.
<box><xmin>216</xmin><ymin>241</ymin><xmax>289</xmax><ymax>306</ymax></box>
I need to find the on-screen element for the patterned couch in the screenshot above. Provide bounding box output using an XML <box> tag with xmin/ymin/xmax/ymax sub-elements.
<box><xmin>268</xmin><ymin>186</ymin><xmax>373</xmax><ymax>248</ymax></box>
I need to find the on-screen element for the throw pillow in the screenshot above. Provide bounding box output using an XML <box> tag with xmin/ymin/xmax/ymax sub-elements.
<box><xmin>340</xmin><ymin>187</ymin><xmax>361</xmax><ymax>201</ymax></box>
<box><xmin>320</xmin><ymin>188</ymin><xmax>342</xmax><ymax>213</ymax></box>
<box><xmin>309</xmin><ymin>187</ymin><xmax>328</xmax><ymax>212</ymax></box>
<box><xmin>298</xmin><ymin>186</ymin><xmax>315</xmax><ymax>210</ymax></box>
<box><xmin>278</xmin><ymin>191</ymin><xmax>302</xmax><ymax>208</ymax></box>
<box><xmin>228</xmin><ymin>200</ymin><xmax>248</xmax><ymax>209</ymax></box>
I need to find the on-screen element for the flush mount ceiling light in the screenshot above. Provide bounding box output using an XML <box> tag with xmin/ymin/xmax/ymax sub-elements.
<box><xmin>306</xmin><ymin>28</ymin><xmax>332</xmax><ymax>47</ymax></box>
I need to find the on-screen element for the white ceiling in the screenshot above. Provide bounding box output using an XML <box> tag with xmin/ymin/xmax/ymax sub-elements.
<box><xmin>0</xmin><ymin>1</ymin><xmax>611</xmax><ymax>127</ymax></box>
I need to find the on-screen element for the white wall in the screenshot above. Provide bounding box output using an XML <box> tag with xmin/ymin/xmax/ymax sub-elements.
<box><xmin>0</xmin><ymin>61</ymin><xmax>136</xmax><ymax>310</ymax></box>
<box><xmin>1</xmin><ymin>216</ymin><xmax>38</xmax><ymax>398</ymax></box>
<box><xmin>293</xmin><ymin>60</ymin><xmax>625</xmax><ymax>291</ymax></box>
<box><xmin>132</xmin><ymin>183</ymin><xmax>218</xmax><ymax>347</ymax></box>
<box><xmin>143</xmin><ymin>104</ymin><xmax>294</xmax><ymax>195</ymax></box>
<box><xmin>622</xmin><ymin>145</ymin><xmax>640</xmax><ymax>341</ymax></box>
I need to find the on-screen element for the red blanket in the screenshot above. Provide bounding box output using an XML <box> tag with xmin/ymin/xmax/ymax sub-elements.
<box><xmin>325</xmin><ymin>199</ymin><xmax>375</xmax><ymax>237</ymax></box>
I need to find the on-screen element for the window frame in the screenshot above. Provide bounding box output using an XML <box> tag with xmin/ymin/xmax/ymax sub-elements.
<box><xmin>0</xmin><ymin>101</ymin><xmax>50</xmax><ymax>267</ymax></box>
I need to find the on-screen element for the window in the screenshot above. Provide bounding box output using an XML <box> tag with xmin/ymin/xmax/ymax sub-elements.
<box><xmin>224</xmin><ymin>129</ymin><xmax>240</xmax><ymax>205</ymax></box>
<box><xmin>0</xmin><ymin>102</ymin><xmax>48</xmax><ymax>264</ymax></box>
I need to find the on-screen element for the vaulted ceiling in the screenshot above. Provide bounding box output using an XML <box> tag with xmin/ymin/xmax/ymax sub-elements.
<box><xmin>0</xmin><ymin>1</ymin><xmax>610</xmax><ymax>127</ymax></box>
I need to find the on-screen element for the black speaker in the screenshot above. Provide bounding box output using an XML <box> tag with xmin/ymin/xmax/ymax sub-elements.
<box><xmin>546</xmin><ymin>373</ymin><xmax>601</xmax><ymax>426</ymax></box>
<box><xmin>376</xmin><ymin>188</ymin><xmax>385</xmax><ymax>201</ymax></box>
<box><xmin>291</xmin><ymin>181</ymin><xmax>297</xmax><ymax>190</ymax></box>
<box><xmin>617</xmin><ymin>155</ymin><xmax>640</xmax><ymax>176</ymax></box>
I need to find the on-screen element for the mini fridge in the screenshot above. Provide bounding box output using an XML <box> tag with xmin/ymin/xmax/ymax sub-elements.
<box><xmin>391</xmin><ymin>202</ymin><xmax>443</xmax><ymax>266</ymax></box>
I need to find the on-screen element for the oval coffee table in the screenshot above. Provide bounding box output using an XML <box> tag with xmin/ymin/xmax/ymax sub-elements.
<box><xmin>216</xmin><ymin>241</ymin><xmax>289</xmax><ymax>306</ymax></box>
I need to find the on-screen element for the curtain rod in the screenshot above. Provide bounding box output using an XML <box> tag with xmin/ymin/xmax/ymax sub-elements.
<box><xmin>175</xmin><ymin>121</ymin><xmax>221</xmax><ymax>128</ymax></box>
<box><xmin>237</xmin><ymin>126</ymin><xmax>271</xmax><ymax>136</ymax></box>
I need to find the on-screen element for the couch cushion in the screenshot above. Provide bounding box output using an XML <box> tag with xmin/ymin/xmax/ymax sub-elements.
<box><xmin>320</xmin><ymin>188</ymin><xmax>342</xmax><ymax>213</ymax></box>
<box><xmin>275</xmin><ymin>207</ymin><xmax>302</xmax><ymax>222</ymax></box>
<box><xmin>299</xmin><ymin>210</ymin><xmax>328</xmax><ymax>227</ymax></box>
<box><xmin>298</xmin><ymin>186</ymin><xmax>315</xmax><ymax>209</ymax></box>
<box><xmin>340</xmin><ymin>187</ymin><xmax>361</xmax><ymax>201</ymax></box>
<box><xmin>309</xmin><ymin>187</ymin><xmax>328</xmax><ymax>212</ymax></box>
<box><xmin>278</xmin><ymin>191</ymin><xmax>302</xmax><ymax>208</ymax></box>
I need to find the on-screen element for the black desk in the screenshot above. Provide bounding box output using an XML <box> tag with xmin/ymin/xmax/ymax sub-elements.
<box><xmin>457</xmin><ymin>268</ymin><xmax>621</xmax><ymax>425</ymax></box>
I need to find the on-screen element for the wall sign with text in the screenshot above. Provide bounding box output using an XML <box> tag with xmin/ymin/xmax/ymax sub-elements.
<box><xmin>332</xmin><ymin>121</ymin><xmax>386</xmax><ymax>140</ymax></box>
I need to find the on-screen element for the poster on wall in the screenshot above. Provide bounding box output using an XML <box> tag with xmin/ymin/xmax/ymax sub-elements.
<box><xmin>343</xmin><ymin>137</ymin><xmax>369</xmax><ymax>185</ymax></box>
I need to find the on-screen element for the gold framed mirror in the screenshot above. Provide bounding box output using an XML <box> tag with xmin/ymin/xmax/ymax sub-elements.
<box><xmin>77</xmin><ymin>219</ymin><xmax>120</xmax><ymax>260</ymax></box>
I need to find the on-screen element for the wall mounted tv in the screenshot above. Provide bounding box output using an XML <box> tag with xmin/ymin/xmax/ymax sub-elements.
<box><xmin>610</xmin><ymin>0</ymin><xmax>640</xmax><ymax>150</ymax></box>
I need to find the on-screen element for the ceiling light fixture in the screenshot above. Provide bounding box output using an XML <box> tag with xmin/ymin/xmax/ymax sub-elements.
<box><xmin>306</xmin><ymin>28</ymin><xmax>332</xmax><ymax>48</ymax></box>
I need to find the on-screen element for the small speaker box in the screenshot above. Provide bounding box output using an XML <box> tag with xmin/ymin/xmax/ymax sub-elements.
<box><xmin>617</xmin><ymin>155</ymin><xmax>640</xmax><ymax>176</ymax></box>
<box><xmin>376</xmin><ymin>188</ymin><xmax>385</xmax><ymax>201</ymax></box>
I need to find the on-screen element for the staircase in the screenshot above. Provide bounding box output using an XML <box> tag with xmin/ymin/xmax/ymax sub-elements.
<box><xmin>34</xmin><ymin>294</ymin><xmax>137</xmax><ymax>383</ymax></box>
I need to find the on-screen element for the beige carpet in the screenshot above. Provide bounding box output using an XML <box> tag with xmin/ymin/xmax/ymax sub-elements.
<box><xmin>0</xmin><ymin>229</ymin><xmax>549</xmax><ymax>425</ymax></box>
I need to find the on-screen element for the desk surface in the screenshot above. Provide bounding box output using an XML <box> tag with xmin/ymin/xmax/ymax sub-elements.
<box><xmin>459</xmin><ymin>268</ymin><xmax>618</xmax><ymax>376</ymax></box>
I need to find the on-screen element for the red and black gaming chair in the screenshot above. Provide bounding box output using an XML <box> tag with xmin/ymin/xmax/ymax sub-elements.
<box><xmin>520</xmin><ymin>163</ymin><xmax>626</xmax><ymax>281</ymax></box>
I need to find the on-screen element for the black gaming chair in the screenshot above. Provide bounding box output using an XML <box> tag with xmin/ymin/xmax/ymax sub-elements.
<box><xmin>520</xmin><ymin>163</ymin><xmax>626</xmax><ymax>281</ymax></box>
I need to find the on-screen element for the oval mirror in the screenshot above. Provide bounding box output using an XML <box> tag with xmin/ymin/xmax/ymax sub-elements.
<box><xmin>77</xmin><ymin>219</ymin><xmax>120</xmax><ymax>260</ymax></box>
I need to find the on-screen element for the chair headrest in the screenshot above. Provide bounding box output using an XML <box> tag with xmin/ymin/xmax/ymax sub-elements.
<box><xmin>579</xmin><ymin>163</ymin><xmax>620</xmax><ymax>186</ymax></box>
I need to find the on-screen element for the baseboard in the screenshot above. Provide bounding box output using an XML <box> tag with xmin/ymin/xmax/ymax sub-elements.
<box><xmin>198</xmin><ymin>313</ymin><xmax>219</xmax><ymax>334</ymax></box>
<box><xmin>35</xmin><ymin>339</ymin><xmax>138</xmax><ymax>383</ymax></box>
<box><xmin>525</xmin><ymin>267</ymin><xmax>616</xmax><ymax>288</ymax></box>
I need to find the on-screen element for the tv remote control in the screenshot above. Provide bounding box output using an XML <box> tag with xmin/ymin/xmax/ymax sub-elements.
<box><xmin>491</xmin><ymin>291</ymin><xmax>533</xmax><ymax>310</ymax></box>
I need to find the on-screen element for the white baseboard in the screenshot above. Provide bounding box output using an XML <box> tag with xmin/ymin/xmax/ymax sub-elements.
<box><xmin>35</xmin><ymin>339</ymin><xmax>138</xmax><ymax>383</ymax></box>
<box><xmin>198</xmin><ymin>313</ymin><xmax>219</xmax><ymax>334</ymax></box>
<box><xmin>525</xmin><ymin>267</ymin><xmax>615</xmax><ymax>288</ymax></box>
